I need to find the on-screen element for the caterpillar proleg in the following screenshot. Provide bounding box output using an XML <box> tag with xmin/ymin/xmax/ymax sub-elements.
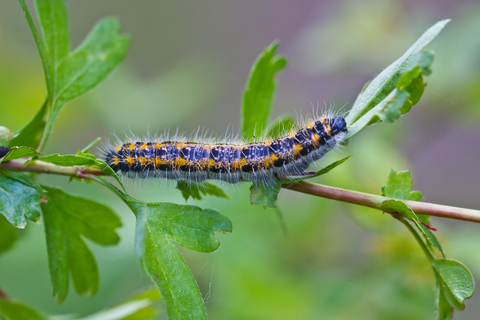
<box><xmin>104</xmin><ymin>116</ymin><xmax>347</xmax><ymax>184</ymax></box>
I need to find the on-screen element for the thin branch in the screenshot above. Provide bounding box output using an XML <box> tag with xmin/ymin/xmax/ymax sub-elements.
<box><xmin>2</xmin><ymin>159</ymin><xmax>480</xmax><ymax>224</ymax></box>
<box><xmin>282</xmin><ymin>181</ymin><xmax>480</xmax><ymax>223</ymax></box>
<box><xmin>0</xmin><ymin>159</ymin><xmax>105</xmax><ymax>180</ymax></box>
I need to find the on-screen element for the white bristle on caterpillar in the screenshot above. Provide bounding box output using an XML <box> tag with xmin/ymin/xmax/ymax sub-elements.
<box><xmin>101</xmin><ymin>111</ymin><xmax>348</xmax><ymax>186</ymax></box>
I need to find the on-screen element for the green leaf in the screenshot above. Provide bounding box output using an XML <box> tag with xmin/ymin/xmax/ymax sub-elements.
<box><xmin>138</xmin><ymin>202</ymin><xmax>231</xmax><ymax>319</ymax></box>
<box><xmin>38</xmin><ymin>153</ymin><xmax>99</xmax><ymax>166</ymax></box>
<box><xmin>266</xmin><ymin>116</ymin><xmax>295</xmax><ymax>139</ymax></box>
<box><xmin>176</xmin><ymin>180</ymin><xmax>230</xmax><ymax>201</ymax></box>
<box><xmin>241</xmin><ymin>41</ymin><xmax>287</xmax><ymax>141</ymax></box>
<box><xmin>250</xmin><ymin>181</ymin><xmax>282</xmax><ymax>208</ymax></box>
<box><xmin>53</xmin><ymin>18</ymin><xmax>129</xmax><ymax>109</ymax></box>
<box><xmin>382</xmin><ymin>169</ymin><xmax>422</xmax><ymax>200</ymax></box>
<box><xmin>1</xmin><ymin>147</ymin><xmax>39</xmax><ymax>163</ymax></box>
<box><xmin>0</xmin><ymin>214</ymin><xmax>16</xmax><ymax>254</ymax></box>
<box><xmin>94</xmin><ymin>178</ymin><xmax>231</xmax><ymax>320</ymax></box>
<box><xmin>37</xmin><ymin>152</ymin><xmax>126</xmax><ymax>192</ymax></box>
<box><xmin>0</xmin><ymin>300</ymin><xmax>47</xmax><ymax>320</ymax></box>
<box><xmin>418</xmin><ymin>222</ymin><xmax>444</xmax><ymax>257</ymax></box>
<box><xmin>283</xmin><ymin>156</ymin><xmax>351</xmax><ymax>184</ymax></box>
<box><xmin>0</xmin><ymin>170</ymin><xmax>42</xmax><ymax>228</ymax></box>
<box><xmin>7</xmin><ymin>101</ymin><xmax>48</xmax><ymax>149</ymax></box>
<box><xmin>41</xmin><ymin>186</ymin><xmax>121</xmax><ymax>303</ymax></box>
<box><xmin>17</xmin><ymin>1</ymin><xmax>53</xmax><ymax>98</ymax></box>
<box><xmin>34</xmin><ymin>0</ymin><xmax>70</xmax><ymax>65</ymax></box>
<box><xmin>41</xmin><ymin>18</ymin><xmax>130</xmax><ymax>150</ymax></box>
<box><xmin>436</xmin><ymin>284</ymin><xmax>454</xmax><ymax>320</ymax></box>
<box><xmin>346</xmin><ymin>20</ymin><xmax>449</xmax><ymax>138</ymax></box>
<box><xmin>18</xmin><ymin>1</ymin><xmax>130</xmax><ymax>151</ymax></box>
<box><xmin>381</xmin><ymin>169</ymin><xmax>432</xmax><ymax>228</ymax></box>
<box><xmin>250</xmin><ymin>156</ymin><xmax>350</xmax><ymax>208</ymax></box>
<box><xmin>433</xmin><ymin>259</ymin><xmax>474</xmax><ymax>311</ymax></box>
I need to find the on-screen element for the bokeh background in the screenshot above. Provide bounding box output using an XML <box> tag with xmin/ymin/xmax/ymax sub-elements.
<box><xmin>1</xmin><ymin>1</ymin><xmax>480</xmax><ymax>319</ymax></box>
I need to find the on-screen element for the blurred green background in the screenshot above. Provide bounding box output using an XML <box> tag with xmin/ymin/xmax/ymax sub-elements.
<box><xmin>1</xmin><ymin>1</ymin><xmax>480</xmax><ymax>319</ymax></box>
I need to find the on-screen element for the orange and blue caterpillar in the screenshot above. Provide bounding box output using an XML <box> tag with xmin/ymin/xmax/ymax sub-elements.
<box><xmin>104</xmin><ymin>116</ymin><xmax>347</xmax><ymax>184</ymax></box>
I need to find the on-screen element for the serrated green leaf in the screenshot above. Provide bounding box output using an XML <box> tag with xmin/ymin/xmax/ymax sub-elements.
<box><xmin>250</xmin><ymin>181</ymin><xmax>282</xmax><ymax>208</ymax></box>
<box><xmin>1</xmin><ymin>147</ymin><xmax>39</xmax><ymax>163</ymax></box>
<box><xmin>41</xmin><ymin>186</ymin><xmax>121</xmax><ymax>303</ymax></box>
<box><xmin>266</xmin><ymin>116</ymin><xmax>295</xmax><ymax>139</ymax></box>
<box><xmin>346</xmin><ymin>20</ymin><xmax>449</xmax><ymax>138</ymax></box>
<box><xmin>139</xmin><ymin>202</ymin><xmax>231</xmax><ymax>319</ymax></box>
<box><xmin>433</xmin><ymin>259</ymin><xmax>474</xmax><ymax>311</ymax></box>
<box><xmin>19</xmin><ymin>1</ymin><xmax>130</xmax><ymax>151</ymax></box>
<box><xmin>0</xmin><ymin>214</ymin><xmax>16</xmax><ymax>254</ymax></box>
<box><xmin>40</xmin><ymin>17</ymin><xmax>130</xmax><ymax>150</ymax></box>
<box><xmin>54</xmin><ymin>18</ymin><xmax>129</xmax><ymax>108</ymax></box>
<box><xmin>7</xmin><ymin>101</ymin><xmax>48</xmax><ymax>149</ymax></box>
<box><xmin>382</xmin><ymin>169</ymin><xmax>423</xmax><ymax>200</ymax></box>
<box><xmin>382</xmin><ymin>170</ymin><xmax>429</xmax><ymax>227</ymax></box>
<box><xmin>176</xmin><ymin>180</ymin><xmax>230</xmax><ymax>201</ymax></box>
<box><xmin>0</xmin><ymin>300</ymin><xmax>47</xmax><ymax>320</ymax></box>
<box><xmin>0</xmin><ymin>170</ymin><xmax>42</xmax><ymax>228</ymax></box>
<box><xmin>93</xmin><ymin>177</ymin><xmax>231</xmax><ymax>319</ymax></box>
<box><xmin>241</xmin><ymin>41</ymin><xmax>287</xmax><ymax>141</ymax></box>
<box><xmin>346</xmin><ymin>21</ymin><xmax>448</xmax><ymax>124</ymax></box>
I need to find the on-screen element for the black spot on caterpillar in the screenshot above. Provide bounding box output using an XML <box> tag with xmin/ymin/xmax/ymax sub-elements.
<box><xmin>104</xmin><ymin>116</ymin><xmax>347</xmax><ymax>184</ymax></box>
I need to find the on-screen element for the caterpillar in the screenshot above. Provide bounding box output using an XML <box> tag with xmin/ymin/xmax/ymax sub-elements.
<box><xmin>104</xmin><ymin>116</ymin><xmax>347</xmax><ymax>184</ymax></box>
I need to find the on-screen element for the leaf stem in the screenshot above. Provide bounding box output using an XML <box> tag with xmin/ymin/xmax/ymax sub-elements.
<box><xmin>397</xmin><ymin>216</ymin><xmax>434</xmax><ymax>263</ymax></box>
<box><xmin>282</xmin><ymin>181</ymin><xmax>480</xmax><ymax>223</ymax></box>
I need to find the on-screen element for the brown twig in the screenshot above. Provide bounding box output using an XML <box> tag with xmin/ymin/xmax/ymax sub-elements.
<box><xmin>283</xmin><ymin>181</ymin><xmax>480</xmax><ymax>223</ymax></box>
<box><xmin>2</xmin><ymin>159</ymin><xmax>480</xmax><ymax>224</ymax></box>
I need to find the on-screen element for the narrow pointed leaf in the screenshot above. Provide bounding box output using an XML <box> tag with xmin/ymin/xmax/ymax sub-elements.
<box><xmin>0</xmin><ymin>170</ymin><xmax>42</xmax><ymax>228</ymax></box>
<box><xmin>241</xmin><ymin>41</ymin><xmax>287</xmax><ymax>140</ymax></box>
<box><xmin>1</xmin><ymin>147</ymin><xmax>39</xmax><ymax>163</ymax></box>
<box><xmin>34</xmin><ymin>0</ymin><xmax>70</xmax><ymax>64</ymax></box>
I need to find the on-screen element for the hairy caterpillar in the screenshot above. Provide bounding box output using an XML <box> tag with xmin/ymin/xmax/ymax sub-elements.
<box><xmin>104</xmin><ymin>116</ymin><xmax>347</xmax><ymax>184</ymax></box>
